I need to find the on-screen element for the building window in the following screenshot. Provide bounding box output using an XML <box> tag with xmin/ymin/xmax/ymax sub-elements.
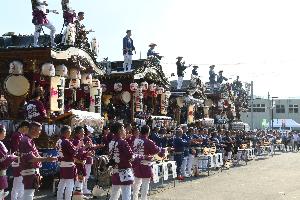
<box><xmin>252</xmin><ymin>104</ymin><xmax>266</xmax><ymax>112</ymax></box>
<box><xmin>289</xmin><ymin>105</ymin><xmax>298</xmax><ymax>113</ymax></box>
<box><xmin>276</xmin><ymin>105</ymin><xmax>285</xmax><ymax>113</ymax></box>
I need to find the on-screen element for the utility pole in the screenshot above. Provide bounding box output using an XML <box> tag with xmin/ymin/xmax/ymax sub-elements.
<box><xmin>250</xmin><ymin>81</ymin><xmax>254</xmax><ymax>130</ymax></box>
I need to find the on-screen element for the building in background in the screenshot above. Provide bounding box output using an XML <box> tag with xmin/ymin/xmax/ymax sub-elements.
<box><xmin>241</xmin><ymin>98</ymin><xmax>300</xmax><ymax>130</ymax></box>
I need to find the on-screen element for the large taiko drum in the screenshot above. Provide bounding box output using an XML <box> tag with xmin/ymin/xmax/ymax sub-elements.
<box><xmin>4</xmin><ymin>75</ymin><xmax>30</xmax><ymax>97</ymax></box>
<box><xmin>39</xmin><ymin>148</ymin><xmax>59</xmax><ymax>176</ymax></box>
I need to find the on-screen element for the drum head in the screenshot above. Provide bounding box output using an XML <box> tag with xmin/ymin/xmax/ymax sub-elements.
<box><xmin>121</xmin><ymin>91</ymin><xmax>131</xmax><ymax>104</ymax></box>
<box><xmin>5</xmin><ymin>75</ymin><xmax>30</xmax><ymax>96</ymax></box>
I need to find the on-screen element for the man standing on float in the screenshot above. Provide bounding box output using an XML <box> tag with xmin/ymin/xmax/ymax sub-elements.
<box><xmin>31</xmin><ymin>0</ymin><xmax>58</xmax><ymax>47</ymax></box>
<box><xmin>123</xmin><ymin>30</ymin><xmax>135</xmax><ymax>72</ymax></box>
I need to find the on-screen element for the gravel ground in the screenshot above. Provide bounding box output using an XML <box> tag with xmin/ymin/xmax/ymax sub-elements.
<box><xmin>31</xmin><ymin>151</ymin><xmax>300</xmax><ymax>200</ymax></box>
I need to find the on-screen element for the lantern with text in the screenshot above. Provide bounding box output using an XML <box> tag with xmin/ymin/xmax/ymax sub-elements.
<box><xmin>160</xmin><ymin>91</ymin><xmax>171</xmax><ymax>115</ymax></box>
<box><xmin>50</xmin><ymin>77</ymin><xmax>65</xmax><ymax>113</ymax></box>
<box><xmin>135</xmin><ymin>87</ymin><xmax>143</xmax><ymax>112</ymax></box>
<box><xmin>90</xmin><ymin>79</ymin><xmax>102</xmax><ymax>113</ymax></box>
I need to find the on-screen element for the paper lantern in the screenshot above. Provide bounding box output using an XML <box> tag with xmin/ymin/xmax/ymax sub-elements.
<box><xmin>101</xmin><ymin>84</ymin><xmax>107</xmax><ymax>92</ymax></box>
<box><xmin>114</xmin><ymin>83</ymin><xmax>122</xmax><ymax>92</ymax></box>
<box><xmin>130</xmin><ymin>83</ymin><xmax>138</xmax><ymax>92</ymax></box>
<box><xmin>156</xmin><ymin>87</ymin><xmax>164</xmax><ymax>95</ymax></box>
<box><xmin>9</xmin><ymin>61</ymin><xmax>23</xmax><ymax>75</ymax></box>
<box><xmin>92</xmin><ymin>79</ymin><xmax>100</xmax><ymax>88</ymax></box>
<box><xmin>41</xmin><ymin>63</ymin><xmax>55</xmax><ymax>77</ymax></box>
<box><xmin>69</xmin><ymin>79</ymin><xmax>80</xmax><ymax>89</ymax></box>
<box><xmin>81</xmin><ymin>73</ymin><xmax>93</xmax><ymax>85</ymax></box>
<box><xmin>69</xmin><ymin>68</ymin><xmax>81</xmax><ymax>79</ymax></box>
<box><xmin>55</xmin><ymin>64</ymin><xmax>68</xmax><ymax>77</ymax></box>
<box><xmin>140</xmin><ymin>81</ymin><xmax>149</xmax><ymax>91</ymax></box>
<box><xmin>149</xmin><ymin>83</ymin><xmax>157</xmax><ymax>92</ymax></box>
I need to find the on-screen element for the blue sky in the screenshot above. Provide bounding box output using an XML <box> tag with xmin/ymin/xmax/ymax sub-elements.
<box><xmin>1</xmin><ymin>0</ymin><xmax>300</xmax><ymax>98</ymax></box>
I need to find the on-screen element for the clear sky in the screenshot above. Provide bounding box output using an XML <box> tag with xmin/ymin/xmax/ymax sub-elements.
<box><xmin>1</xmin><ymin>0</ymin><xmax>300</xmax><ymax>98</ymax></box>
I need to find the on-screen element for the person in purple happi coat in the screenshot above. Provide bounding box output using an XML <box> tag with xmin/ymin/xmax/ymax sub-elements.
<box><xmin>0</xmin><ymin>125</ymin><xmax>18</xmax><ymax>199</ymax></box>
<box><xmin>57</xmin><ymin>125</ymin><xmax>77</xmax><ymax>200</ymax></box>
<box><xmin>132</xmin><ymin>125</ymin><xmax>165</xmax><ymax>200</ymax></box>
<box><xmin>109</xmin><ymin>122</ymin><xmax>134</xmax><ymax>200</ymax></box>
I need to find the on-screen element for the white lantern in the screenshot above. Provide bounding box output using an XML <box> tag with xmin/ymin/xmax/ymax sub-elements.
<box><xmin>9</xmin><ymin>61</ymin><xmax>23</xmax><ymax>75</ymax></box>
<box><xmin>69</xmin><ymin>68</ymin><xmax>81</xmax><ymax>79</ymax></box>
<box><xmin>157</xmin><ymin>87</ymin><xmax>165</xmax><ymax>95</ymax></box>
<box><xmin>55</xmin><ymin>64</ymin><xmax>68</xmax><ymax>77</ymax></box>
<box><xmin>92</xmin><ymin>79</ymin><xmax>100</xmax><ymax>88</ymax></box>
<box><xmin>114</xmin><ymin>83</ymin><xmax>122</xmax><ymax>92</ymax></box>
<box><xmin>130</xmin><ymin>83</ymin><xmax>138</xmax><ymax>92</ymax></box>
<box><xmin>149</xmin><ymin>83</ymin><xmax>157</xmax><ymax>92</ymax></box>
<box><xmin>165</xmin><ymin>91</ymin><xmax>171</xmax><ymax>98</ymax></box>
<box><xmin>81</xmin><ymin>73</ymin><xmax>93</xmax><ymax>85</ymax></box>
<box><xmin>140</xmin><ymin>81</ymin><xmax>149</xmax><ymax>91</ymax></box>
<box><xmin>41</xmin><ymin>63</ymin><xmax>55</xmax><ymax>77</ymax></box>
<box><xmin>69</xmin><ymin>79</ymin><xmax>80</xmax><ymax>89</ymax></box>
<box><xmin>101</xmin><ymin>84</ymin><xmax>107</xmax><ymax>92</ymax></box>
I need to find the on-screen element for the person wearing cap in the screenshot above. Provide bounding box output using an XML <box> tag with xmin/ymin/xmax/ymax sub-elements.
<box><xmin>217</xmin><ymin>70</ymin><xmax>228</xmax><ymax>84</ymax></box>
<box><xmin>176</xmin><ymin>57</ymin><xmax>190</xmax><ymax>89</ymax></box>
<box><xmin>19</xmin><ymin>122</ymin><xmax>57</xmax><ymax>200</ymax></box>
<box><xmin>0</xmin><ymin>125</ymin><xmax>18</xmax><ymax>199</ymax></box>
<box><xmin>181</xmin><ymin>124</ymin><xmax>193</xmax><ymax>177</ymax></box>
<box><xmin>147</xmin><ymin>43</ymin><xmax>162</xmax><ymax>60</ymax></box>
<box><xmin>173</xmin><ymin>127</ymin><xmax>189</xmax><ymax>180</ymax></box>
<box><xmin>10</xmin><ymin>121</ymin><xmax>30</xmax><ymax>200</ymax></box>
<box><xmin>31</xmin><ymin>0</ymin><xmax>58</xmax><ymax>47</ymax></box>
<box><xmin>123</xmin><ymin>30</ymin><xmax>135</xmax><ymax>72</ymax></box>
<box><xmin>132</xmin><ymin>125</ymin><xmax>166</xmax><ymax>200</ymax></box>
<box><xmin>209</xmin><ymin>65</ymin><xmax>216</xmax><ymax>84</ymax></box>
<box><xmin>56</xmin><ymin>125</ymin><xmax>77</xmax><ymax>200</ymax></box>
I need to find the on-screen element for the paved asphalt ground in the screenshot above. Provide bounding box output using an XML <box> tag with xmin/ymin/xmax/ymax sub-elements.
<box><xmin>32</xmin><ymin>151</ymin><xmax>300</xmax><ymax>200</ymax></box>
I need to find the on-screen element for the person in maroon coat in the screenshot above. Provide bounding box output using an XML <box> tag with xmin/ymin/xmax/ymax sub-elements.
<box><xmin>19</xmin><ymin>122</ymin><xmax>57</xmax><ymax>200</ymax></box>
<box><xmin>11</xmin><ymin>121</ymin><xmax>30</xmax><ymax>200</ymax></box>
<box><xmin>25</xmin><ymin>89</ymin><xmax>47</xmax><ymax>122</ymax></box>
<box><xmin>0</xmin><ymin>125</ymin><xmax>18</xmax><ymax>198</ymax></box>
<box><xmin>126</xmin><ymin>126</ymin><xmax>140</xmax><ymax>149</ymax></box>
<box><xmin>57</xmin><ymin>125</ymin><xmax>77</xmax><ymax>200</ymax></box>
<box><xmin>72</xmin><ymin>126</ymin><xmax>91</xmax><ymax>193</ymax></box>
<box><xmin>109</xmin><ymin>122</ymin><xmax>133</xmax><ymax>200</ymax></box>
<box><xmin>132</xmin><ymin>125</ymin><xmax>165</xmax><ymax>200</ymax></box>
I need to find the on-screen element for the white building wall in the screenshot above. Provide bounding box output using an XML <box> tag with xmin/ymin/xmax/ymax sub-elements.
<box><xmin>240</xmin><ymin>98</ymin><xmax>300</xmax><ymax>129</ymax></box>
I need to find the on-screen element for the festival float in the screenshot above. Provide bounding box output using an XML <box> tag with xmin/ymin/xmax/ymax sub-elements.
<box><xmin>98</xmin><ymin>56</ymin><xmax>175</xmax><ymax>128</ymax></box>
<box><xmin>0</xmin><ymin>33</ymin><xmax>105</xmax><ymax>176</ymax></box>
<box><xmin>169</xmin><ymin>74</ymin><xmax>207</xmax><ymax>125</ymax></box>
